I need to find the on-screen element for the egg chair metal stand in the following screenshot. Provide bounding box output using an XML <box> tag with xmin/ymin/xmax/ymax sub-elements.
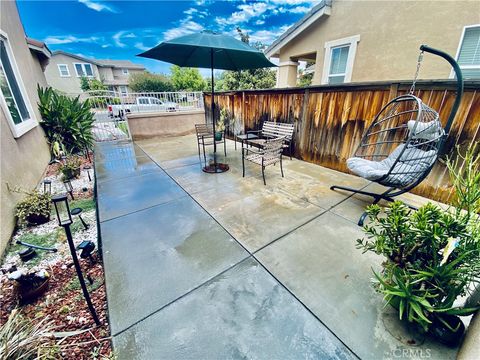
<box><xmin>330</xmin><ymin>45</ymin><xmax>464</xmax><ymax>226</ymax></box>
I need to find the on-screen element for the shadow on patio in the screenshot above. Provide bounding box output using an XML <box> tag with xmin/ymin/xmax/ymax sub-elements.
<box><xmin>95</xmin><ymin>135</ymin><xmax>458</xmax><ymax>359</ymax></box>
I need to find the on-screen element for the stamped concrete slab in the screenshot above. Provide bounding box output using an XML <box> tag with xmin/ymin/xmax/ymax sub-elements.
<box><xmin>95</xmin><ymin>156</ymin><xmax>160</xmax><ymax>183</ymax></box>
<box><xmin>97</xmin><ymin>171</ymin><xmax>186</xmax><ymax>222</ymax></box>
<box><xmin>102</xmin><ymin>196</ymin><xmax>248</xmax><ymax>334</ymax></box>
<box><xmin>113</xmin><ymin>257</ymin><xmax>356</xmax><ymax>360</ymax></box>
<box><xmin>256</xmin><ymin>211</ymin><xmax>458</xmax><ymax>359</ymax></box>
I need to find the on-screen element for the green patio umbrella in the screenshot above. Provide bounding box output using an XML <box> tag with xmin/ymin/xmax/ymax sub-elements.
<box><xmin>137</xmin><ymin>31</ymin><xmax>276</xmax><ymax>173</ymax></box>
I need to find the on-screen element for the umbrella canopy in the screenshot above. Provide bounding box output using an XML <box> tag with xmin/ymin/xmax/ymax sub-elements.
<box><xmin>137</xmin><ymin>31</ymin><xmax>276</xmax><ymax>70</ymax></box>
<box><xmin>137</xmin><ymin>31</ymin><xmax>276</xmax><ymax>173</ymax></box>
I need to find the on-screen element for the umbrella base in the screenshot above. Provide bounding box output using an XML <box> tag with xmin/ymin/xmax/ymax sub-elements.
<box><xmin>203</xmin><ymin>163</ymin><xmax>229</xmax><ymax>173</ymax></box>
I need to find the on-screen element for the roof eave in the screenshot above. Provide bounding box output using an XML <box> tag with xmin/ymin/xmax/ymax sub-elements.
<box><xmin>265</xmin><ymin>1</ymin><xmax>332</xmax><ymax>58</ymax></box>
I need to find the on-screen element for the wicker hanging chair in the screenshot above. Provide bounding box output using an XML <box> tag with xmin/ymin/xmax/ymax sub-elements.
<box><xmin>331</xmin><ymin>45</ymin><xmax>464</xmax><ymax>225</ymax></box>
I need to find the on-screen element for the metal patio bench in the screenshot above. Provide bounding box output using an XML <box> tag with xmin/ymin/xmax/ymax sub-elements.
<box><xmin>246</xmin><ymin>121</ymin><xmax>295</xmax><ymax>159</ymax></box>
<box><xmin>242</xmin><ymin>137</ymin><xmax>285</xmax><ymax>185</ymax></box>
<box><xmin>195</xmin><ymin>123</ymin><xmax>226</xmax><ymax>164</ymax></box>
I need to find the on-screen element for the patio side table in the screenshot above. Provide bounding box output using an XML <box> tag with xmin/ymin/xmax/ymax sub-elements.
<box><xmin>235</xmin><ymin>133</ymin><xmax>259</xmax><ymax>151</ymax></box>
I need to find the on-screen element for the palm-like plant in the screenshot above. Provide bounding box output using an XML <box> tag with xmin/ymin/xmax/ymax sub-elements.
<box><xmin>37</xmin><ymin>86</ymin><xmax>94</xmax><ymax>156</ymax></box>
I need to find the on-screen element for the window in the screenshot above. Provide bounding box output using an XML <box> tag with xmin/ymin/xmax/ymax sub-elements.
<box><xmin>452</xmin><ymin>25</ymin><xmax>480</xmax><ymax>79</ymax></box>
<box><xmin>119</xmin><ymin>85</ymin><xmax>128</xmax><ymax>96</ymax></box>
<box><xmin>0</xmin><ymin>34</ymin><xmax>36</xmax><ymax>137</ymax></box>
<box><xmin>321</xmin><ymin>35</ymin><xmax>360</xmax><ymax>85</ymax></box>
<box><xmin>138</xmin><ymin>98</ymin><xmax>149</xmax><ymax>105</ymax></box>
<box><xmin>74</xmin><ymin>63</ymin><xmax>94</xmax><ymax>77</ymax></box>
<box><xmin>122</xmin><ymin>68</ymin><xmax>129</xmax><ymax>75</ymax></box>
<box><xmin>57</xmin><ymin>64</ymin><xmax>70</xmax><ymax>77</ymax></box>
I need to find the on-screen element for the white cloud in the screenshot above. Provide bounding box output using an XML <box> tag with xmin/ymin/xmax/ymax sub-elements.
<box><xmin>163</xmin><ymin>20</ymin><xmax>204</xmax><ymax>41</ymax></box>
<box><xmin>289</xmin><ymin>6</ymin><xmax>311</xmax><ymax>13</ymax></box>
<box><xmin>112</xmin><ymin>31</ymin><xmax>135</xmax><ymax>47</ymax></box>
<box><xmin>217</xmin><ymin>2</ymin><xmax>271</xmax><ymax>25</ymax></box>
<box><xmin>184</xmin><ymin>8</ymin><xmax>198</xmax><ymax>15</ymax></box>
<box><xmin>134</xmin><ymin>42</ymin><xmax>151</xmax><ymax>51</ymax></box>
<box><xmin>78</xmin><ymin>0</ymin><xmax>118</xmax><ymax>13</ymax></box>
<box><xmin>44</xmin><ymin>35</ymin><xmax>100</xmax><ymax>45</ymax></box>
<box><xmin>269</xmin><ymin>0</ymin><xmax>317</xmax><ymax>5</ymax></box>
<box><xmin>255</xmin><ymin>19</ymin><xmax>266</xmax><ymax>25</ymax></box>
<box><xmin>248</xmin><ymin>24</ymin><xmax>292</xmax><ymax>45</ymax></box>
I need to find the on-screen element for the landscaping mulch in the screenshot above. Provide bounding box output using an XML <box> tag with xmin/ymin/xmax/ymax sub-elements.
<box><xmin>0</xmin><ymin>258</ymin><xmax>112</xmax><ymax>359</ymax></box>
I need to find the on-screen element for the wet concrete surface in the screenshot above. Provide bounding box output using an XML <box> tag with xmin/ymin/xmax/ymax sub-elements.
<box><xmin>95</xmin><ymin>136</ymin><xmax>458</xmax><ymax>359</ymax></box>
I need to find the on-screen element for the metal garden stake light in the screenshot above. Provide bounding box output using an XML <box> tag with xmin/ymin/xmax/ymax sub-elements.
<box><xmin>84</xmin><ymin>165</ymin><xmax>92</xmax><ymax>182</ymax></box>
<box><xmin>52</xmin><ymin>194</ymin><xmax>100</xmax><ymax>325</ymax></box>
<box><xmin>63</xmin><ymin>179</ymin><xmax>74</xmax><ymax>200</ymax></box>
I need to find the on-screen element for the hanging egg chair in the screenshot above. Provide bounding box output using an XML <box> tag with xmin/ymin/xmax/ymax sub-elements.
<box><xmin>331</xmin><ymin>45</ymin><xmax>464</xmax><ymax>225</ymax></box>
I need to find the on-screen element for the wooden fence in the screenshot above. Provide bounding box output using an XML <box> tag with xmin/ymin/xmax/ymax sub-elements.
<box><xmin>205</xmin><ymin>80</ymin><xmax>480</xmax><ymax>204</ymax></box>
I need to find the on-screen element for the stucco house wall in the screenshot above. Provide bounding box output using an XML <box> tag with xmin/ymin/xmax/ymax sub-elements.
<box><xmin>0</xmin><ymin>0</ymin><xmax>51</xmax><ymax>257</ymax></box>
<box><xmin>270</xmin><ymin>0</ymin><xmax>479</xmax><ymax>87</ymax></box>
<box><xmin>44</xmin><ymin>53</ymin><xmax>100</xmax><ymax>94</ymax></box>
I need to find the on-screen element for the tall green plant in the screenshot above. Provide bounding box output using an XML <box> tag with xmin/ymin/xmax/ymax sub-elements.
<box><xmin>357</xmin><ymin>144</ymin><xmax>480</xmax><ymax>332</ymax></box>
<box><xmin>37</xmin><ymin>86</ymin><xmax>94</xmax><ymax>155</ymax></box>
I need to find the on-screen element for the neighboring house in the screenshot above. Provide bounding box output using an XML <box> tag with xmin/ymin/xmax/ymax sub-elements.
<box><xmin>0</xmin><ymin>0</ymin><xmax>51</xmax><ymax>256</ymax></box>
<box><xmin>44</xmin><ymin>51</ymin><xmax>146</xmax><ymax>95</ymax></box>
<box><xmin>266</xmin><ymin>0</ymin><xmax>480</xmax><ymax>88</ymax></box>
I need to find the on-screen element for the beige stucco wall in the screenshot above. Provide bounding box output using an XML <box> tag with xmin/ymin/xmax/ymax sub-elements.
<box><xmin>98</xmin><ymin>67</ymin><xmax>114</xmax><ymax>81</ymax></box>
<box><xmin>127</xmin><ymin>110</ymin><xmax>205</xmax><ymax>140</ymax></box>
<box><xmin>45</xmin><ymin>53</ymin><xmax>100</xmax><ymax>93</ymax></box>
<box><xmin>0</xmin><ymin>0</ymin><xmax>51</xmax><ymax>257</ymax></box>
<box><xmin>276</xmin><ymin>0</ymin><xmax>479</xmax><ymax>87</ymax></box>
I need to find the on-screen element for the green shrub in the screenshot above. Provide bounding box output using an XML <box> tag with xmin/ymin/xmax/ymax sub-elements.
<box><xmin>129</xmin><ymin>72</ymin><xmax>174</xmax><ymax>92</ymax></box>
<box><xmin>59</xmin><ymin>156</ymin><xmax>82</xmax><ymax>180</ymax></box>
<box><xmin>15</xmin><ymin>190</ymin><xmax>51</xmax><ymax>226</ymax></box>
<box><xmin>358</xmin><ymin>144</ymin><xmax>480</xmax><ymax>332</ymax></box>
<box><xmin>37</xmin><ymin>86</ymin><xmax>94</xmax><ymax>155</ymax></box>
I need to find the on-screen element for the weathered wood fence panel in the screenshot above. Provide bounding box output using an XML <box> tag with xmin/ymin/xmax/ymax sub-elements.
<box><xmin>205</xmin><ymin>80</ymin><xmax>479</xmax><ymax>204</ymax></box>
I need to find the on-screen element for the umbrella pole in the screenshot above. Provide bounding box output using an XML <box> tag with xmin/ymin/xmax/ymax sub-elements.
<box><xmin>211</xmin><ymin>48</ymin><xmax>217</xmax><ymax>169</ymax></box>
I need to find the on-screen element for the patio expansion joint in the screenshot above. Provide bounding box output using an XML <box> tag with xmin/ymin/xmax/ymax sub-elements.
<box><xmin>135</xmin><ymin>141</ymin><xmax>362</xmax><ymax>360</ymax></box>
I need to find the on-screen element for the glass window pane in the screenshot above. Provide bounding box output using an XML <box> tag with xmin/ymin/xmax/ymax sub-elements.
<box><xmin>0</xmin><ymin>39</ymin><xmax>30</xmax><ymax>123</ymax></box>
<box><xmin>459</xmin><ymin>67</ymin><xmax>480</xmax><ymax>79</ymax></box>
<box><xmin>59</xmin><ymin>65</ymin><xmax>68</xmax><ymax>76</ymax></box>
<box><xmin>328</xmin><ymin>75</ymin><xmax>345</xmax><ymax>84</ymax></box>
<box><xmin>75</xmin><ymin>63</ymin><xmax>84</xmax><ymax>76</ymax></box>
<box><xmin>329</xmin><ymin>46</ymin><xmax>349</xmax><ymax>75</ymax></box>
<box><xmin>84</xmin><ymin>64</ymin><xmax>93</xmax><ymax>76</ymax></box>
<box><xmin>458</xmin><ymin>27</ymin><xmax>480</xmax><ymax>66</ymax></box>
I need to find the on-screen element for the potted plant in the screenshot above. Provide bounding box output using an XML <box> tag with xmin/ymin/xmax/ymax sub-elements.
<box><xmin>59</xmin><ymin>156</ymin><xmax>82</xmax><ymax>180</ymax></box>
<box><xmin>215</xmin><ymin>108</ymin><xmax>228</xmax><ymax>141</ymax></box>
<box><xmin>357</xmin><ymin>144</ymin><xmax>480</xmax><ymax>346</ymax></box>
<box><xmin>9</xmin><ymin>269</ymin><xmax>50</xmax><ymax>303</ymax></box>
<box><xmin>15</xmin><ymin>190</ymin><xmax>52</xmax><ymax>226</ymax></box>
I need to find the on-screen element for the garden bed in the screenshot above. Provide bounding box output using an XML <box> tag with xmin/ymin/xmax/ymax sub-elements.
<box><xmin>0</xmin><ymin>155</ymin><xmax>114</xmax><ymax>359</ymax></box>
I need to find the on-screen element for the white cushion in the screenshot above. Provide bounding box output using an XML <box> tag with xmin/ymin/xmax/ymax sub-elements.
<box><xmin>407</xmin><ymin>120</ymin><xmax>443</xmax><ymax>141</ymax></box>
<box><xmin>347</xmin><ymin>144</ymin><xmax>437</xmax><ymax>186</ymax></box>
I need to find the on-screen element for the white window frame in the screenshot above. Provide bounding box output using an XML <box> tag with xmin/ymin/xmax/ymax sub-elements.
<box><xmin>57</xmin><ymin>64</ymin><xmax>70</xmax><ymax>77</ymax></box>
<box><xmin>0</xmin><ymin>30</ymin><xmax>38</xmax><ymax>138</ymax></box>
<box><xmin>119</xmin><ymin>85</ymin><xmax>128</xmax><ymax>96</ymax></box>
<box><xmin>73</xmin><ymin>62</ymin><xmax>94</xmax><ymax>77</ymax></box>
<box><xmin>122</xmin><ymin>68</ymin><xmax>129</xmax><ymax>75</ymax></box>
<box><xmin>321</xmin><ymin>34</ymin><xmax>360</xmax><ymax>85</ymax></box>
<box><xmin>450</xmin><ymin>24</ymin><xmax>480</xmax><ymax>78</ymax></box>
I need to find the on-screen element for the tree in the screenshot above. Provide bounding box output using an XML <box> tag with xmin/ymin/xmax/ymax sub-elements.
<box><xmin>170</xmin><ymin>65</ymin><xmax>206</xmax><ymax>91</ymax></box>
<box><xmin>129</xmin><ymin>72</ymin><xmax>174</xmax><ymax>92</ymax></box>
<box><xmin>80</xmin><ymin>77</ymin><xmax>107</xmax><ymax>92</ymax></box>
<box><xmin>297</xmin><ymin>61</ymin><xmax>315</xmax><ymax>87</ymax></box>
<box><xmin>215</xmin><ymin>27</ymin><xmax>276</xmax><ymax>91</ymax></box>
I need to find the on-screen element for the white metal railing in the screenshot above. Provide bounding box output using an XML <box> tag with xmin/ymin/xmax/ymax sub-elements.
<box><xmin>76</xmin><ymin>90</ymin><xmax>204</xmax><ymax>115</ymax></box>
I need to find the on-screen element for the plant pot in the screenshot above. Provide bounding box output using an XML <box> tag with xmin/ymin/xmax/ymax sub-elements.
<box><xmin>26</xmin><ymin>212</ymin><xmax>50</xmax><ymax>225</ymax></box>
<box><xmin>64</xmin><ymin>167</ymin><xmax>81</xmax><ymax>180</ymax></box>
<box><xmin>17</xmin><ymin>278</ymin><xmax>49</xmax><ymax>303</ymax></box>
<box><xmin>428</xmin><ymin>314</ymin><xmax>465</xmax><ymax>347</ymax></box>
<box><xmin>215</xmin><ymin>132</ymin><xmax>223</xmax><ymax>141</ymax></box>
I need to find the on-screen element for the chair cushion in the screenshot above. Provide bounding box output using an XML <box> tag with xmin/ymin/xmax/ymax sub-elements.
<box><xmin>407</xmin><ymin>120</ymin><xmax>443</xmax><ymax>141</ymax></box>
<box><xmin>347</xmin><ymin>144</ymin><xmax>437</xmax><ymax>187</ymax></box>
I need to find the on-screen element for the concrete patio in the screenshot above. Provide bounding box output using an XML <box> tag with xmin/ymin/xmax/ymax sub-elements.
<box><xmin>95</xmin><ymin>135</ymin><xmax>459</xmax><ymax>359</ymax></box>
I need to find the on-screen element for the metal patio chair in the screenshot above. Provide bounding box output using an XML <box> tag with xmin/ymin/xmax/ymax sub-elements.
<box><xmin>242</xmin><ymin>137</ymin><xmax>285</xmax><ymax>185</ymax></box>
<box><xmin>195</xmin><ymin>123</ymin><xmax>226</xmax><ymax>164</ymax></box>
<box><xmin>247</xmin><ymin>121</ymin><xmax>295</xmax><ymax>159</ymax></box>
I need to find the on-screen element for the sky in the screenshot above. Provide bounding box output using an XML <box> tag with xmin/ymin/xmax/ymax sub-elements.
<box><xmin>17</xmin><ymin>0</ymin><xmax>319</xmax><ymax>75</ymax></box>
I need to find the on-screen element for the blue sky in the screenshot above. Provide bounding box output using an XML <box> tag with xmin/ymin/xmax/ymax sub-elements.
<box><xmin>17</xmin><ymin>0</ymin><xmax>318</xmax><ymax>75</ymax></box>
